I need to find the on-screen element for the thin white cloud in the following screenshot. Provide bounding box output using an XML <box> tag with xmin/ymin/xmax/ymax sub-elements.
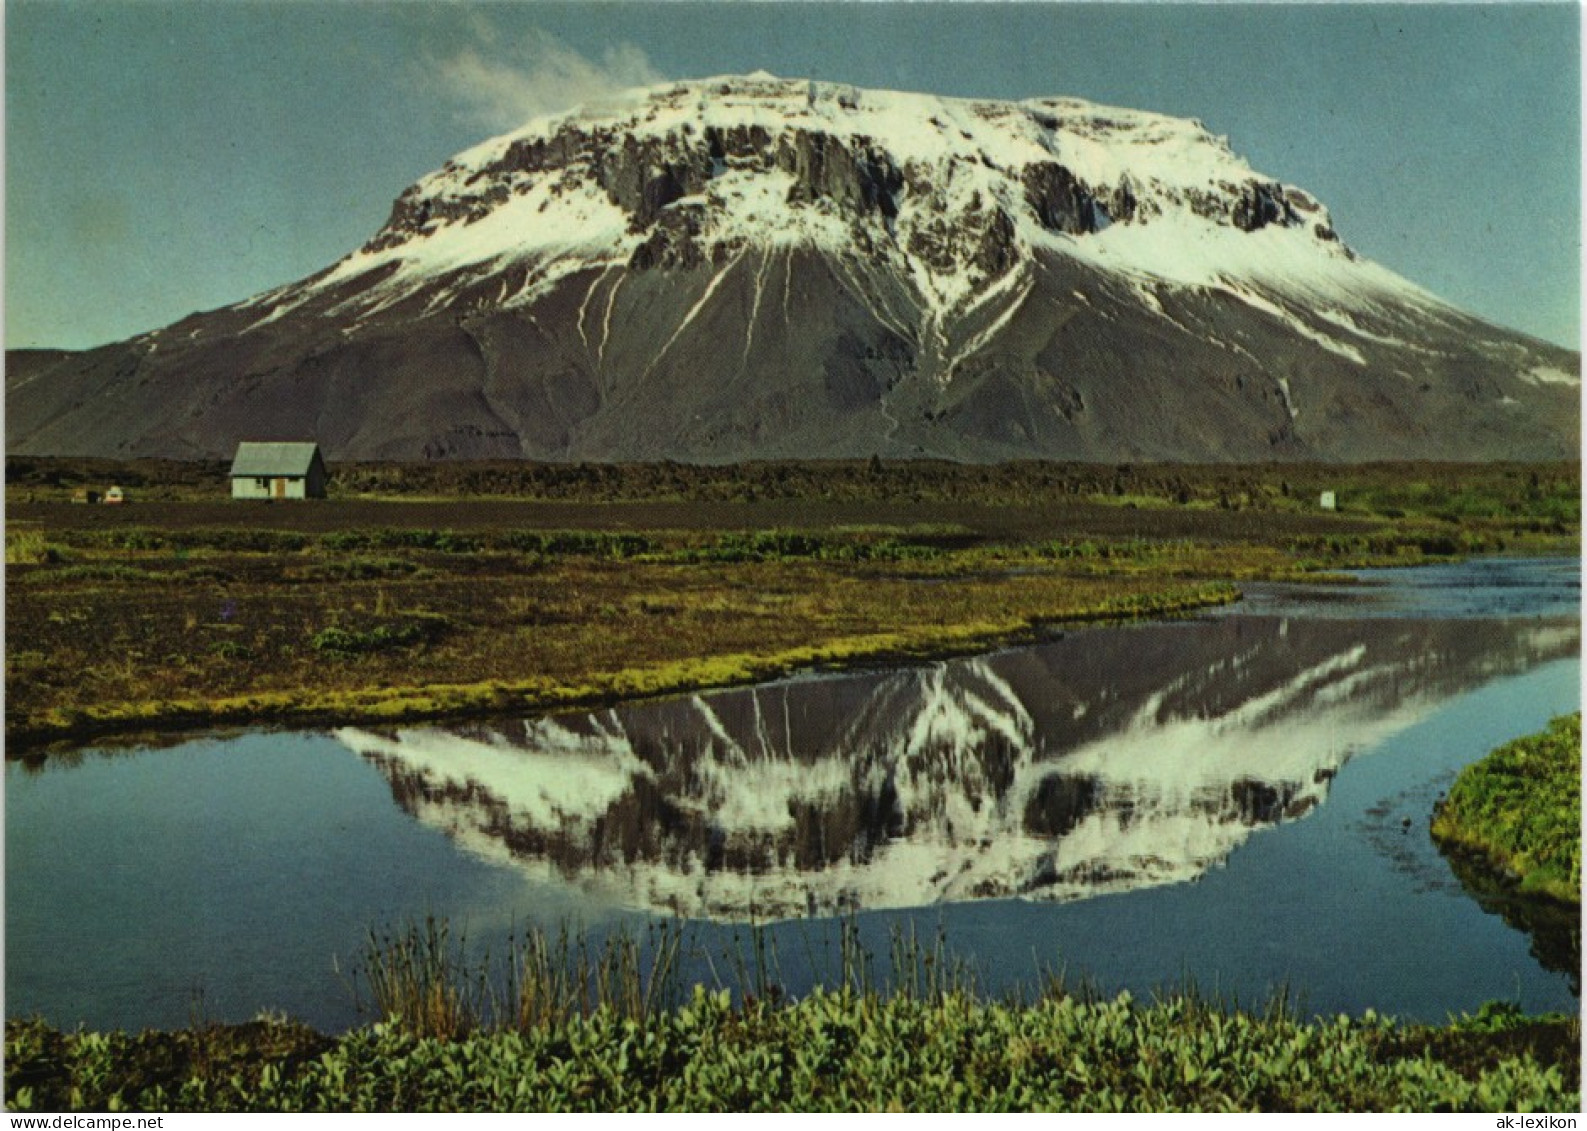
<box><xmin>430</xmin><ymin>27</ymin><xmax>665</xmax><ymax>132</ymax></box>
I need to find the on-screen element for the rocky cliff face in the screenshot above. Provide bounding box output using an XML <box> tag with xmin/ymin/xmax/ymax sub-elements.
<box><xmin>6</xmin><ymin>73</ymin><xmax>1578</xmax><ymax>461</ymax></box>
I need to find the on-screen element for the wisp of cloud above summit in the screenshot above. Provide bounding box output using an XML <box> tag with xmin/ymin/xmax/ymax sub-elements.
<box><xmin>428</xmin><ymin>26</ymin><xmax>667</xmax><ymax>130</ymax></box>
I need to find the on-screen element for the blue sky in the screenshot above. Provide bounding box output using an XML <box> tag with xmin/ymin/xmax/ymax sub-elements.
<box><xmin>6</xmin><ymin>1</ymin><xmax>1580</xmax><ymax>351</ymax></box>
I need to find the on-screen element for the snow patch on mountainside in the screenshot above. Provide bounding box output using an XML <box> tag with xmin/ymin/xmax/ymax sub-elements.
<box><xmin>1524</xmin><ymin>363</ymin><xmax>1581</xmax><ymax>386</ymax></box>
<box><xmin>257</xmin><ymin>72</ymin><xmax>1457</xmax><ymax>341</ymax></box>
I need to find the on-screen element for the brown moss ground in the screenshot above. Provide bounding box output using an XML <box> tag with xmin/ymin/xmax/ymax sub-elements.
<box><xmin>5</xmin><ymin>540</ymin><xmax>1243</xmax><ymax>751</ymax></box>
<box><xmin>7</xmin><ymin>461</ymin><xmax>1577</xmax><ymax>754</ymax></box>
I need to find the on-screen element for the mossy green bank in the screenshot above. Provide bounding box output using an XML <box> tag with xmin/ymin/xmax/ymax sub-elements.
<box><xmin>1432</xmin><ymin>714</ymin><xmax>1582</xmax><ymax>905</ymax></box>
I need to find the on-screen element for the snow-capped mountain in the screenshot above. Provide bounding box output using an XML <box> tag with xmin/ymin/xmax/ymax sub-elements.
<box><xmin>8</xmin><ymin>73</ymin><xmax>1577</xmax><ymax>460</ymax></box>
<box><xmin>334</xmin><ymin>613</ymin><xmax>1578</xmax><ymax>920</ymax></box>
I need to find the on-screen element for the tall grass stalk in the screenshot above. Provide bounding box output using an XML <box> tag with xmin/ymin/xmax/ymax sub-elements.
<box><xmin>352</xmin><ymin>916</ymin><xmax>488</xmax><ymax>1040</ymax></box>
<box><xmin>885</xmin><ymin>920</ymin><xmax>978</xmax><ymax>1003</ymax></box>
<box><xmin>499</xmin><ymin>920</ymin><xmax>686</xmax><ymax>1030</ymax></box>
<box><xmin>720</xmin><ymin>919</ymin><xmax>788</xmax><ymax>1005</ymax></box>
<box><xmin>352</xmin><ymin>915</ymin><xmax>1294</xmax><ymax>1042</ymax></box>
<box><xmin>352</xmin><ymin>918</ymin><xmax>688</xmax><ymax>1038</ymax></box>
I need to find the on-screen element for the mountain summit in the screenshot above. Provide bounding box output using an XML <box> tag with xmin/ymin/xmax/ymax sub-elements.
<box><xmin>8</xmin><ymin>74</ymin><xmax>1578</xmax><ymax>461</ymax></box>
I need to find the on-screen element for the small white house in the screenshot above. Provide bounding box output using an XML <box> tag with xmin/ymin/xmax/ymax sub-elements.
<box><xmin>1319</xmin><ymin>490</ymin><xmax>1337</xmax><ymax>512</ymax></box>
<box><xmin>229</xmin><ymin>441</ymin><xmax>328</xmax><ymax>500</ymax></box>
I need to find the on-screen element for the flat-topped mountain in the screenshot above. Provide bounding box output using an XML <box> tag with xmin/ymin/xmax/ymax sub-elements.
<box><xmin>7</xmin><ymin>74</ymin><xmax>1578</xmax><ymax>461</ymax></box>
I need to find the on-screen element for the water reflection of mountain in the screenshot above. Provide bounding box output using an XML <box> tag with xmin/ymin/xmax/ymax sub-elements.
<box><xmin>337</xmin><ymin>616</ymin><xmax>1579</xmax><ymax>920</ymax></box>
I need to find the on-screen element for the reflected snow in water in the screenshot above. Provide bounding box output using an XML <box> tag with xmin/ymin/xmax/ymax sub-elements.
<box><xmin>338</xmin><ymin>614</ymin><xmax>1577</xmax><ymax>920</ymax></box>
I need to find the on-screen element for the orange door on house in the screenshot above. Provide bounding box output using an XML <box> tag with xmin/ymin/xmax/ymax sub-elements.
<box><xmin>273</xmin><ymin>477</ymin><xmax>287</xmax><ymax>499</ymax></box>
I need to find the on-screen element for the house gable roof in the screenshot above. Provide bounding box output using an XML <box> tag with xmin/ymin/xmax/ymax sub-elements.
<box><xmin>229</xmin><ymin>441</ymin><xmax>322</xmax><ymax>478</ymax></box>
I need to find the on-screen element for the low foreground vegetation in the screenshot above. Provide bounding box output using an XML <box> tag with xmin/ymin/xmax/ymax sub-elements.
<box><xmin>6</xmin><ymin>922</ymin><xmax>1579</xmax><ymax>1112</ymax></box>
<box><xmin>1432</xmin><ymin>714</ymin><xmax>1582</xmax><ymax>905</ymax></box>
<box><xmin>8</xmin><ymin>995</ymin><xmax>1578</xmax><ymax>1112</ymax></box>
<box><xmin>5</xmin><ymin>459</ymin><xmax>1576</xmax><ymax>753</ymax></box>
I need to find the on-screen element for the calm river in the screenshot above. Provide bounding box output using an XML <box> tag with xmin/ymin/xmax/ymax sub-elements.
<box><xmin>7</xmin><ymin>558</ymin><xmax>1580</xmax><ymax>1032</ymax></box>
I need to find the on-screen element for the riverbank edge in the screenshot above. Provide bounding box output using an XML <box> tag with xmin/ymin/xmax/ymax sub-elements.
<box><xmin>1430</xmin><ymin>714</ymin><xmax>1583</xmax><ymax>908</ymax></box>
<box><xmin>8</xmin><ymin>580</ymin><xmax>1240</xmax><ymax>756</ymax></box>
<box><xmin>6</xmin><ymin>995</ymin><xmax>1577</xmax><ymax>1113</ymax></box>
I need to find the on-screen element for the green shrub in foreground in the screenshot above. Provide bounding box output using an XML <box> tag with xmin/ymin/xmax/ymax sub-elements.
<box><xmin>6</xmin><ymin>990</ymin><xmax>1577</xmax><ymax>1113</ymax></box>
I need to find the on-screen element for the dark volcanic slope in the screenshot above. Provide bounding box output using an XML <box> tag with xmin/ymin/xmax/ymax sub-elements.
<box><xmin>8</xmin><ymin>75</ymin><xmax>1578</xmax><ymax>462</ymax></box>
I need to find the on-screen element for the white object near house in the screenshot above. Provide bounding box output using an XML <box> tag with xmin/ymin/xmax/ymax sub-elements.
<box><xmin>1319</xmin><ymin>490</ymin><xmax>1337</xmax><ymax>511</ymax></box>
<box><xmin>229</xmin><ymin>441</ymin><xmax>328</xmax><ymax>500</ymax></box>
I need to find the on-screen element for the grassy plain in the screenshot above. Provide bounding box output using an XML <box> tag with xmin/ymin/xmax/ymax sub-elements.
<box><xmin>6</xmin><ymin>458</ymin><xmax>1577</xmax><ymax>753</ymax></box>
